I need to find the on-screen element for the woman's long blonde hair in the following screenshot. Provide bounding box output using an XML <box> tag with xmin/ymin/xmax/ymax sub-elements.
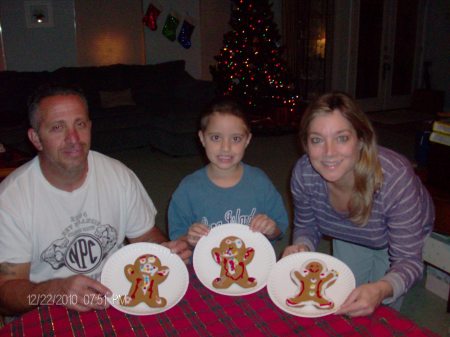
<box><xmin>299</xmin><ymin>92</ymin><xmax>383</xmax><ymax>226</ymax></box>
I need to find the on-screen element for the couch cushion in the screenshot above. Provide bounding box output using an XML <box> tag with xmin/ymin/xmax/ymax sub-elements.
<box><xmin>99</xmin><ymin>88</ymin><xmax>136</xmax><ymax>109</ymax></box>
<box><xmin>128</xmin><ymin>60</ymin><xmax>187</xmax><ymax>84</ymax></box>
<box><xmin>90</xmin><ymin>105</ymin><xmax>150</xmax><ymax>131</ymax></box>
<box><xmin>52</xmin><ymin>64</ymin><xmax>135</xmax><ymax>108</ymax></box>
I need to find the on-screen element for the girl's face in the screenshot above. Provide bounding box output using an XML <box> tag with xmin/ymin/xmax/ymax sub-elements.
<box><xmin>306</xmin><ymin>109</ymin><xmax>361</xmax><ymax>188</ymax></box>
<box><xmin>198</xmin><ymin>112</ymin><xmax>251</xmax><ymax>172</ymax></box>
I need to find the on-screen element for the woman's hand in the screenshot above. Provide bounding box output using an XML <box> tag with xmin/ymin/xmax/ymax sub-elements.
<box><xmin>281</xmin><ymin>244</ymin><xmax>310</xmax><ymax>258</ymax></box>
<box><xmin>249</xmin><ymin>214</ymin><xmax>280</xmax><ymax>240</ymax></box>
<box><xmin>186</xmin><ymin>223</ymin><xmax>210</xmax><ymax>247</ymax></box>
<box><xmin>335</xmin><ymin>280</ymin><xmax>393</xmax><ymax>317</ymax></box>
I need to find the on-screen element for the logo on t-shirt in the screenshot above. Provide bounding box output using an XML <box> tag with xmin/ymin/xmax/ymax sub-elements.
<box><xmin>204</xmin><ymin>207</ymin><xmax>256</xmax><ymax>228</ymax></box>
<box><xmin>41</xmin><ymin>214</ymin><xmax>117</xmax><ymax>274</ymax></box>
<box><xmin>64</xmin><ymin>234</ymin><xmax>103</xmax><ymax>273</ymax></box>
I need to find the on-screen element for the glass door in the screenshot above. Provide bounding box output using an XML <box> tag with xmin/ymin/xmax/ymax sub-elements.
<box><xmin>350</xmin><ymin>0</ymin><xmax>425</xmax><ymax>112</ymax></box>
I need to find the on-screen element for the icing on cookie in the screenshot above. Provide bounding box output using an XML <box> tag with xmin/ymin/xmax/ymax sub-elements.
<box><xmin>286</xmin><ymin>259</ymin><xmax>338</xmax><ymax>309</ymax></box>
<box><xmin>211</xmin><ymin>236</ymin><xmax>257</xmax><ymax>289</ymax></box>
<box><xmin>119</xmin><ymin>254</ymin><xmax>169</xmax><ymax>308</ymax></box>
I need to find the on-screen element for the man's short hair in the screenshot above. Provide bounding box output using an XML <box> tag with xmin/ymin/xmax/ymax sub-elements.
<box><xmin>28</xmin><ymin>85</ymin><xmax>89</xmax><ymax>130</ymax></box>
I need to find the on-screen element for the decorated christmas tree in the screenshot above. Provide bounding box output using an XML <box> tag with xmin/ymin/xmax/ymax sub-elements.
<box><xmin>210</xmin><ymin>0</ymin><xmax>299</xmax><ymax>128</ymax></box>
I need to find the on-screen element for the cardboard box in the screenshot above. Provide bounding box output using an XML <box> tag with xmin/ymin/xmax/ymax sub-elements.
<box><xmin>423</xmin><ymin>233</ymin><xmax>450</xmax><ymax>272</ymax></box>
<box><xmin>425</xmin><ymin>266</ymin><xmax>450</xmax><ymax>300</ymax></box>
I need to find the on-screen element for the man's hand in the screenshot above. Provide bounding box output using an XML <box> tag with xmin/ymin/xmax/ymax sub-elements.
<box><xmin>161</xmin><ymin>239</ymin><xmax>192</xmax><ymax>264</ymax></box>
<box><xmin>52</xmin><ymin>275</ymin><xmax>112</xmax><ymax>312</ymax></box>
<box><xmin>0</xmin><ymin>261</ymin><xmax>112</xmax><ymax>315</ymax></box>
<box><xmin>335</xmin><ymin>281</ymin><xmax>393</xmax><ymax>317</ymax></box>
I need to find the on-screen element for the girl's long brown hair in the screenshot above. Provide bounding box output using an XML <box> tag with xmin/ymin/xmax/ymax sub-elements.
<box><xmin>299</xmin><ymin>92</ymin><xmax>383</xmax><ymax>226</ymax></box>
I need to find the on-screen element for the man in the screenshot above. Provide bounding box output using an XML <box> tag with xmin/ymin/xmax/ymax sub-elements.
<box><xmin>0</xmin><ymin>86</ymin><xmax>191</xmax><ymax>316</ymax></box>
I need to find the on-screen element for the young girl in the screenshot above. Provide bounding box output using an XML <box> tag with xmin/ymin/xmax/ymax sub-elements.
<box><xmin>283</xmin><ymin>92</ymin><xmax>434</xmax><ymax>317</ymax></box>
<box><xmin>168</xmin><ymin>96</ymin><xmax>288</xmax><ymax>247</ymax></box>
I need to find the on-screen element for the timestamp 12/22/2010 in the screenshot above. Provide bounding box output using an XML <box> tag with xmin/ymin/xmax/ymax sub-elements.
<box><xmin>27</xmin><ymin>293</ymin><xmax>122</xmax><ymax>306</ymax></box>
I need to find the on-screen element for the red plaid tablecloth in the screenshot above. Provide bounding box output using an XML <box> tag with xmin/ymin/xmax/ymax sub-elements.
<box><xmin>0</xmin><ymin>266</ymin><xmax>439</xmax><ymax>337</ymax></box>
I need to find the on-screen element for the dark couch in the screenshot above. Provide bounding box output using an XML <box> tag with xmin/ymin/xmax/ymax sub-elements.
<box><xmin>0</xmin><ymin>60</ymin><xmax>215</xmax><ymax>156</ymax></box>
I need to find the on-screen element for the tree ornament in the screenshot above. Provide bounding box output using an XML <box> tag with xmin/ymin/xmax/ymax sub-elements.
<box><xmin>209</xmin><ymin>0</ymin><xmax>298</xmax><ymax>129</ymax></box>
<box><xmin>143</xmin><ymin>3</ymin><xmax>161</xmax><ymax>31</ymax></box>
<box><xmin>162</xmin><ymin>13</ymin><xmax>179</xmax><ymax>42</ymax></box>
<box><xmin>177</xmin><ymin>20</ymin><xmax>195</xmax><ymax>49</ymax></box>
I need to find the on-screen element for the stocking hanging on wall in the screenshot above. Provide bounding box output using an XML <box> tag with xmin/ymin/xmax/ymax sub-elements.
<box><xmin>177</xmin><ymin>20</ymin><xmax>195</xmax><ymax>49</ymax></box>
<box><xmin>143</xmin><ymin>3</ymin><xmax>161</xmax><ymax>31</ymax></box>
<box><xmin>162</xmin><ymin>13</ymin><xmax>179</xmax><ymax>41</ymax></box>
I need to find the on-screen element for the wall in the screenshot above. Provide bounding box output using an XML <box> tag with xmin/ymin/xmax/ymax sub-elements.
<box><xmin>75</xmin><ymin>0</ymin><xmax>145</xmax><ymax>66</ymax></box>
<box><xmin>0</xmin><ymin>0</ymin><xmax>77</xmax><ymax>71</ymax></box>
<box><xmin>142</xmin><ymin>0</ymin><xmax>202</xmax><ymax>78</ymax></box>
<box><xmin>0</xmin><ymin>1</ymin><xmax>281</xmax><ymax>81</ymax></box>
<box><xmin>199</xmin><ymin>1</ymin><xmax>230</xmax><ymax>80</ymax></box>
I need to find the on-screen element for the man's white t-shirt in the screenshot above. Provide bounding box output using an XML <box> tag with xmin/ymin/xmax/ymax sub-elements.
<box><xmin>0</xmin><ymin>151</ymin><xmax>156</xmax><ymax>282</ymax></box>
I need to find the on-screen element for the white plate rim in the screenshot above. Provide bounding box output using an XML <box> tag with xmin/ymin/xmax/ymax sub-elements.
<box><xmin>267</xmin><ymin>251</ymin><xmax>355</xmax><ymax>318</ymax></box>
<box><xmin>100</xmin><ymin>242</ymin><xmax>189</xmax><ymax>315</ymax></box>
<box><xmin>193</xmin><ymin>223</ymin><xmax>276</xmax><ymax>296</ymax></box>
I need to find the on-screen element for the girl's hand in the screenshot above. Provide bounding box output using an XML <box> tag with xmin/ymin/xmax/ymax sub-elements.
<box><xmin>161</xmin><ymin>239</ymin><xmax>192</xmax><ymax>264</ymax></box>
<box><xmin>249</xmin><ymin>214</ymin><xmax>280</xmax><ymax>240</ymax></box>
<box><xmin>186</xmin><ymin>223</ymin><xmax>210</xmax><ymax>247</ymax></box>
<box><xmin>281</xmin><ymin>244</ymin><xmax>310</xmax><ymax>258</ymax></box>
<box><xmin>335</xmin><ymin>280</ymin><xmax>393</xmax><ymax>317</ymax></box>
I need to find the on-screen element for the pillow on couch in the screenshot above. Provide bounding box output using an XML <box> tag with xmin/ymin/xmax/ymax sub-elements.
<box><xmin>99</xmin><ymin>88</ymin><xmax>136</xmax><ymax>109</ymax></box>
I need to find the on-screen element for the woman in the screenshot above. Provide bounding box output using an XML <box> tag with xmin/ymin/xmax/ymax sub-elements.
<box><xmin>283</xmin><ymin>92</ymin><xmax>434</xmax><ymax>317</ymax></box>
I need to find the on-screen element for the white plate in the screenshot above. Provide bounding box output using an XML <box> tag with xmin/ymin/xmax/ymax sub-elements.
<box><xmin>267</xmin><ymin>252</ymin><xmax>355</xmax><ymax>317</ymax></box>
<box><xmin>101</xmin><ymin>242</ymin><xmax>188</xmax><ymax>315</ymax></box>
<box><xmin>193</xmin><ymin>223</ymin><xmax>276</xmax><ymax>296</ymax></box>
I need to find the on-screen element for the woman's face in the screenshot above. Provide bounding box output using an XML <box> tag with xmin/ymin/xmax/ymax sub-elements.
<box><xmin>306</xmin><ymin>109</ymin><xmax>361</xmax><ymax>187</ymax></box>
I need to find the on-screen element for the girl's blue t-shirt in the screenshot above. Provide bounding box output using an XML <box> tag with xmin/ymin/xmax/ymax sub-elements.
<box><xmin>168</xmin><ymin>163</ymin><xmax>288</xmax><ymax>241</ymax></box>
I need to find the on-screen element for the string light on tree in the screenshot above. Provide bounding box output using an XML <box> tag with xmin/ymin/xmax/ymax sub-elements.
<box><xmin>210</xmin><ymin>0</ymin><xmax>299</xmax><ymax>129</ymax></box>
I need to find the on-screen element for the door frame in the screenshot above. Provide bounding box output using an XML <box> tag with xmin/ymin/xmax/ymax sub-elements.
<box><xmin>332</xmin><ymin>0</ymin><xmax>427</xmax><ymax>112</ymax></box>
<box><xmin>0</xmin><ymin>17</ymin><xmax>6</xmax><ymax>70</ymax></box>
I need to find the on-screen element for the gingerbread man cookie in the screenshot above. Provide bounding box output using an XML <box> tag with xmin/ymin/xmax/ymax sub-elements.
<box><xmin>211</xmin><ymin>235</ymin><xmax>257</xmax><ymax>289</ymax></box>
<box><xmin>119</xmin><ymin>254</ymin><xmax>169</xmax><ymax>308</ymax></box>
<box><xmin>286</xmin><ymin>259</ymin><xmax>338</xmax><ymax>309</ymax></box>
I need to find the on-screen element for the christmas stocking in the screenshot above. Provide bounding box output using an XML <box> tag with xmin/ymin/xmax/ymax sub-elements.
<box><xmin>162</xmin><ymin>13</ymin><xmax>179</xmax><ymax>42</ymax></box>
<box><xmin>178</xmin><ymin>20</ymin><xmax>195</xmax><ymax>49</ymax></box>
<box><xmin>143</xmin><ymin>3</ymin><xmax>161</xmax><ymax>31</ymax></box>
